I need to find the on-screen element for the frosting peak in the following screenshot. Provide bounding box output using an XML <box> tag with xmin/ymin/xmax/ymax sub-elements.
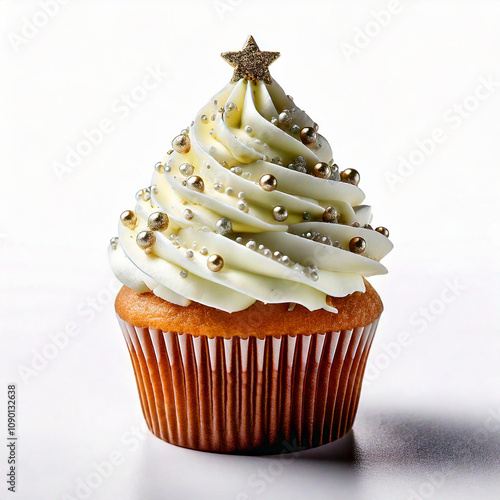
<box><xmin>109</xmin><ymin>41</ymin><xmax>392</xmax><ymax>313</ymax></box>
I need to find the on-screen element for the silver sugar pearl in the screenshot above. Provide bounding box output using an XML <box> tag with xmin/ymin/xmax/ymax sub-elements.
<box><xmin>215</xmin><ymin>217</ymin><xmax>233</xmax><ymax>235</ymax></box>
<box><xmin>295</xmin><ymin>156</ymin><xmax>306</xmax><ymax>168</ymax></box>
<box><xmin>246</xmin><ymin>240</ymin><xmax>256</xmax><ymax>250</ymax></box>
<box><xmin>179</xmin><ymin>163</ymin><xmax>194</xmax><ymax>177</ymax></box>
<box><xmin>180</xmin><ymin>270</ymin><xmax>188</xmax><ymax>278</ymax></box>
<box><xmin>278</xmin><ymin>109</ymin><xmax>292</xmax><ymax>124</ymax></box>
<box><xmin>272</xmin><ymin>205</ymin><xmax>288</xmax><ymax>222</ymax></box>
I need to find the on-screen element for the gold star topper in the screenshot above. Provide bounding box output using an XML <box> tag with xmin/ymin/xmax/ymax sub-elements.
<box><xmin>221</xmin><ymin>36</ymin><xmax>280</xmax><ymax>85</ymax></box>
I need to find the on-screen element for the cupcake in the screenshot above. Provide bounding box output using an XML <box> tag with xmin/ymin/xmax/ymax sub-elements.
<box><xmin>109</xmin><ymin>36</ymin><xmax>392</xmax><ymax>454</ymax></box>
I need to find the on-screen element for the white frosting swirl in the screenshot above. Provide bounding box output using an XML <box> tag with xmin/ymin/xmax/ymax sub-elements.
<box><xmin>109</xmin><ymin>78</ymin><xmax>393</xmax><ymax>313</ymax></box>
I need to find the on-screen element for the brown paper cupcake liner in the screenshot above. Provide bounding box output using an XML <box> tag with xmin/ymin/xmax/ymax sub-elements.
<box><xmin>118</xmin><ymin>316</ymin><xmax>380</xmax><ymax>454</ymax></box>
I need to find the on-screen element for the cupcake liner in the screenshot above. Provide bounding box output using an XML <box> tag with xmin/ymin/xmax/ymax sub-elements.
<box><xmin>118</xmin><ymin>316</ymin><xmax>379</xmax><ymax>454</ymax></box>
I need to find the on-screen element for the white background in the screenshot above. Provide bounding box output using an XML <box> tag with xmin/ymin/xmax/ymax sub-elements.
<box><xmin>1</xmin><ymin>1</ymin><xmax>500</xmax><ymax>499</ymax></box>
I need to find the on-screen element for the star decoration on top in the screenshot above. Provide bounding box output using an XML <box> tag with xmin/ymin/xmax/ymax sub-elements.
<box><xmin>221</xmin><ymin>36</ymin><xmax>280</xmax><ymax>85</ymax></box>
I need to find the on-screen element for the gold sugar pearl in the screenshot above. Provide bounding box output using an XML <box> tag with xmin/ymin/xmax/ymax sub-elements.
<box><xmin>340</xmin><ymin>168</ymin><xmax>360</xmax><ymax>186</ymax></box>
<box><xmin>375</xmin><ymin>226</ymin><xmax>390</xmax><ymax>237</ymax></box>
<box><xmin>120</xmin><ymin>210</ymin><xmax>137</xmax><ymax>230</ymax></box>
<box><xmin>207</xmin><ymin>254</ymin><xmax>224</xmax><ymax>272</ymax></box>
<box><xmin>322</xmin><ymin>206</ymin><xmax>338</xmax><ymax>223</ymax></box>
<box><xmin>313</xmin><ymin>162</ymin><xmax>331</xmax><ymax>179</ymax></box>
<box><xmin>300</xmin><ymin>127</ymin><xmax>317</xmax><ymax>147</ymax></box>
<box><xmin>259</xmin><ymin>174</ymin><xmax>277</xmax><ymax>191</ymax></box>
<box><xmin>172</xmin><ymin>134</ymin><xmax>191</xmax><ymax>154</ymax></box>
<box><xmin>148</xmin><ymin>212</ymin><xmax>169</xmax><ymax>232</ymax></box>
<box><xmin>186</xmin><ymin>175</ymin><xmax>204</xmax><ymax>193</ymax></box>
<box><xmin>349</xmin><ymin>237</ymin><xmax>366</xmax><ymax>254</ymax></box>
<box><xmin>136</xmin><ymin>231</ymin><xmax>156</xmax><ymax>250</ymax></box>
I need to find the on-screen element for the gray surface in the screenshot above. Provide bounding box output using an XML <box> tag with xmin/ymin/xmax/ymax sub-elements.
<box><xmin>2</xmin><ymin>269</ymin><xmax>499</xmax><ymax>500</ymax></box>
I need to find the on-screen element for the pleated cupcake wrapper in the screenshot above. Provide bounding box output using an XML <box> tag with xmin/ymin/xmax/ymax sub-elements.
<box><xmin>118</xmin><ymin>317</ymin><xmax>380</xmax><ymax>454</ymax></box>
